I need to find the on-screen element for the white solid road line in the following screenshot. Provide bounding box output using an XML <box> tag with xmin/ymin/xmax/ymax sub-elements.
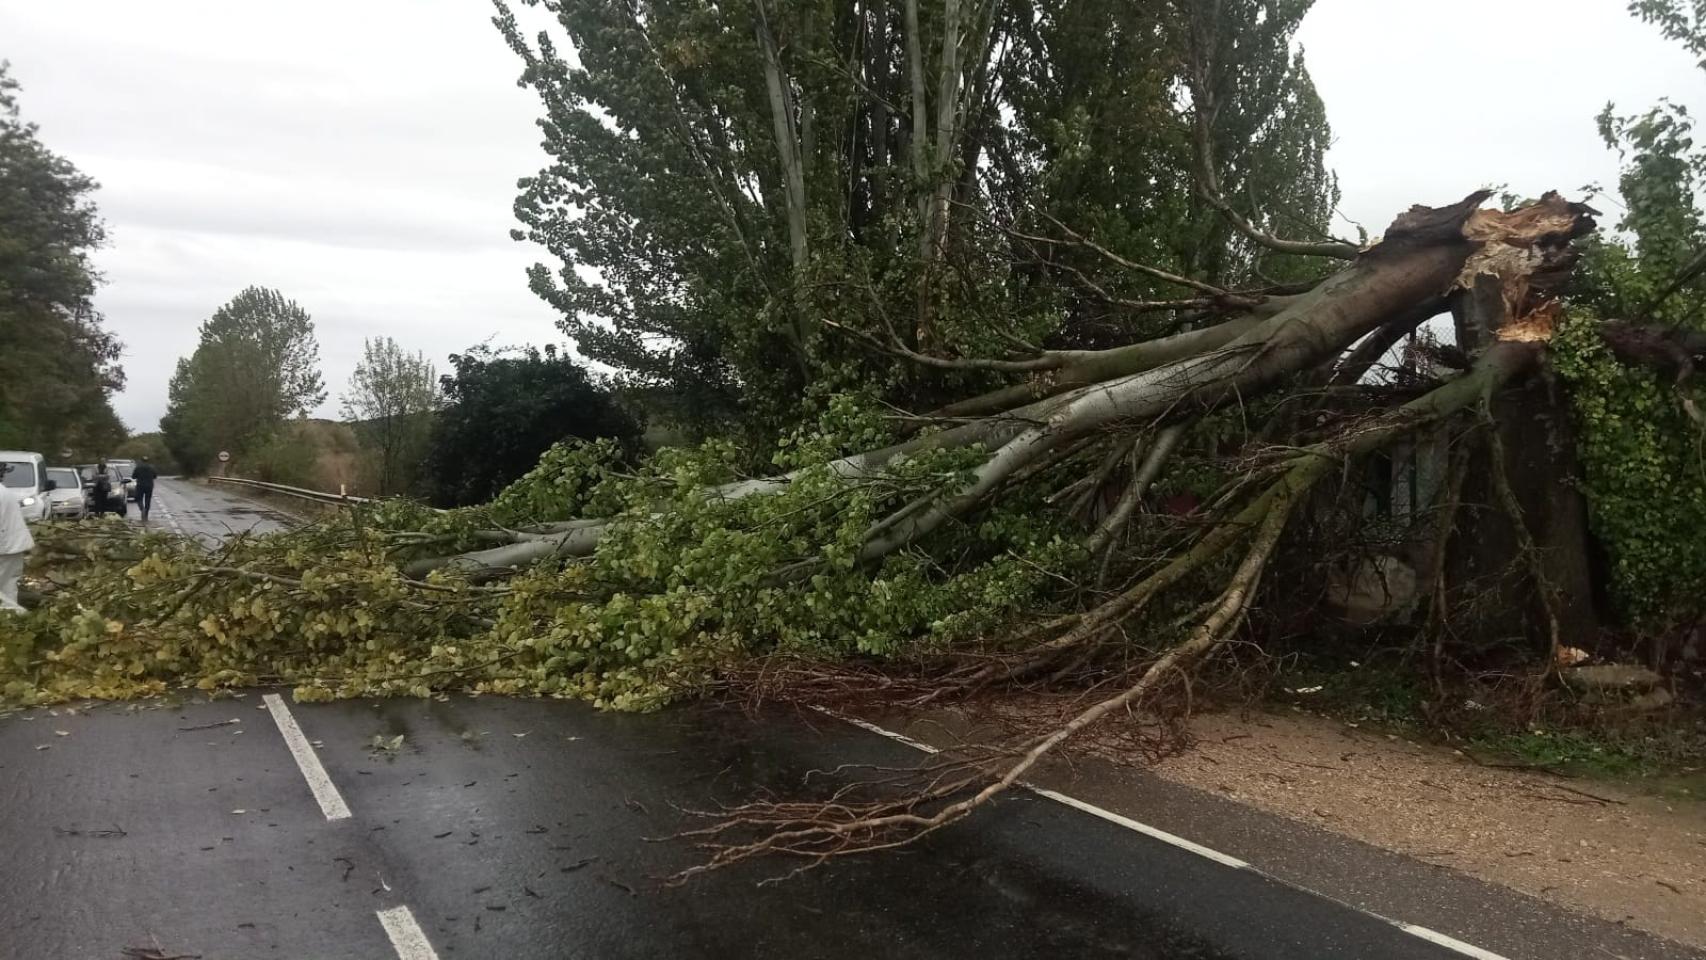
<box><xmin>1392</xmin><ymin>923</ymin><xmax>1512</xmax><ymax>960</ymax></box>
<box><xmin>822</xmin><ymin>709</ymin><xmax>942</xmax><ymax>754</ymax></box>
<box><xmin>816</xmin><ymin>707</ymin><xmax>1513</xmax><ymax>960</ymax></box>
<box><xmin>1030</xmin><ymin>786</ymin><xmax>1251</xmax><ymax>870</ymax></box>
<box><xmin>376</xmin><ymin>906</ymin><xmax>442</xmax><ymax>960</ymax></box>
<box><xmin>262</xmin><ymin>693</ymin><xmax>352</xmax><ymax>821</ymax></box>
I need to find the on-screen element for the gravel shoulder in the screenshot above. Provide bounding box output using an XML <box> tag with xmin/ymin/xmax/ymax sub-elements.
<box><xmin>1148</xmin><ymin>708</ymin><xmax>1706</xmax><ymax>949</ymax></box>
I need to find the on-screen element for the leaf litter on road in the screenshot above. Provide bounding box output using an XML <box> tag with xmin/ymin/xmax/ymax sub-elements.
<box><xmin>368</xmin><ymin>733</ymin><xmax>405</xmax><ymax>757</ymax></box>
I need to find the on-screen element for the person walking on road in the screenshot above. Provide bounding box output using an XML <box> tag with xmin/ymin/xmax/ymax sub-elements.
<box><xmin>0</xmin><ymin>463</ymin><xmax>35</xmax><ymax>613</ymax></box>
<box><xmin>132</xmin><ymin>457</ymin><xmax>158</xmax><ymax>521</ymax></box>
<box><xmin>89</xmin><ymin>462</ymin><xmax>112</xmax><ymax>517</ymax></box>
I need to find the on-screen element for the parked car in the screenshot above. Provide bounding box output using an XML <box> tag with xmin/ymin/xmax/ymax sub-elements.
<box><xmin>75</xmin><ymin>464</ymin><xmax>128</xmax><ymax>517</ymax></box>
<box><xmin>106</xmin><ymin>458</ymin><xmax>138</xmax><ymax>501</ymax></box>
<box><xmin>0</xmin><ymin>450</ymin><xmax>51</xmax><ymax>522</ymax></box>
<box><xmin>44</xmin><ymin>467</ymin><xmax>86</xmax><ymax>519</ymax></box>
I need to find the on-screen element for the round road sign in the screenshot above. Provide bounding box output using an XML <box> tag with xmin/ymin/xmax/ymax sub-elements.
<box><xmin>217</xmin><ymin>450</ymin><xmax>231</xmax><ymax>463</ymax></box>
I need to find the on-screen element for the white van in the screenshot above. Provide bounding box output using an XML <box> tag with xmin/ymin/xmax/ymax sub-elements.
<box><xmin>0</xmin><ymin>451</ymin><xmax>52</xmax><ymax>522</ymax></box>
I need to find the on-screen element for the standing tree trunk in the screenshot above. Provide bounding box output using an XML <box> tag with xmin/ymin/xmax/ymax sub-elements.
<box><xmin>1446</xmin><ymin>275</ymin><xmax>1599</xmax><ymax>655</ymax></box>
<box><xmin>903</xmin><ymin>0</ymin><xmax>933</xmax><ymax>348</ymax></box>
<box><xmin>755</xmin><ymin>0</ymin><xmax>813</xmax><ymax>360</ymax></box>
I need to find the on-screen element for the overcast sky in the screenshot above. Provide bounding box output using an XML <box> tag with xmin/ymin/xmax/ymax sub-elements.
<box><xmin>3</xmin><ymin>0</ymin><xmax>1702</xmax><ymax>434</ymax></box>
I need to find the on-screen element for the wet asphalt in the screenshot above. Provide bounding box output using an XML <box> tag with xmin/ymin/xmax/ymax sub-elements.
<box><xmin>145</xmin><ymin>477</ymin><xmax>294</xmax><ymax>544</ymax></box>
<box><xmin>4</xmin><ymin>695</ymin><xmax>1486</xmax><ymax>960</ymax></box>
<box><xmin>3</xmin><ymin>479</ymin><xmax>1695</xmax><ymax>959</ymax></box>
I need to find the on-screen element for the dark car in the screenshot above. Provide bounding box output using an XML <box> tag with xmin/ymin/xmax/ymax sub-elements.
<box><xmin>76</xmin><ymin>464</ymin><xmax>128</xmax><ymax>517</ymax></box>
<box><xmin>106</xmin><ymin>459</ymin><xmax>139</xmax><ymax>500</ymax></box>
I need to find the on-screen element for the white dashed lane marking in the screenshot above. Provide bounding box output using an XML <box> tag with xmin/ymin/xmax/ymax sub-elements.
<box><xmin>261</xmin><ymin>693</ymin><xmax>352</xmax><ymax>821</ymax></box>
<box><xmin>376</xmin><ymin>906</ymin><xmax>441</xmax><ymax>960</ymax></box>
<box><xmin>263</xmin><ymin>696</ymin><xmax>445</xmax><ymax>959</ymax></box>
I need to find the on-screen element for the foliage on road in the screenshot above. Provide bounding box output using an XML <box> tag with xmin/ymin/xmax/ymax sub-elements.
<box><xmin>0</xmin><ymin>63</ymin><xmax>126</xmax><ymax>459</ymax></box>
<box><xmin>5</xmin><ymin>434</ymin><xmax>1070</xmax><ymax>710</ymax></box>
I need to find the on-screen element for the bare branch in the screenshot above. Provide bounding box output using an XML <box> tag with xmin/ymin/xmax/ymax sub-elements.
<box><xmin>1088</xmin><ymin>423</ymin><xmax>1188</xmax><ymax>560</ymax></box>
<box><xmin>1327</xmin><ymin>299</ymin><xmax>1444</xmax><ymax>387</ymax></box>
<box><xmin>1179</xmin><ymin>23</ymin><xmax>1360</xmax><ymax>262</ymax></box>
<box><xmin>1006</xmin><ymin>216</ymin><xmax>1237</xmax><ymax>298</ymax></box>
<box><xmin>820</xmin><ymin>318</ymin><xmax>1064</xmax><ymax>373</ymax></box>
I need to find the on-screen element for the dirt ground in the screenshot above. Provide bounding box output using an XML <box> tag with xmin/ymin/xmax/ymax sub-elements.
<box><xmin>1147</xmin><ymin>708</ymin><xmax>1706</xmax><ymax>948</ymax></box>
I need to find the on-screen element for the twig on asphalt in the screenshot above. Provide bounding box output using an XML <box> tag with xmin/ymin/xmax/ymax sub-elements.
<box><xmin>121</xmin><ymin>943</ymin><xmax>202</xmax><ymax>960</ymax></box>
<box><xmin>53</xmin><ymin>825</ymin><xmax>127</xmax><ymax>839</ymax></box>
<box><xmin>176</xmin><ymin>719</ymin><xmax>241</xmax><ymax>732</ymax></box>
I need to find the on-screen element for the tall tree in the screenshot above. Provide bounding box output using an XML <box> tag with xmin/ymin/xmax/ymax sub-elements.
<box><xmin>0</xmin><ymin>62</ymin><xmax>126</xmax><ymax>458</ymax></box>
<box><xmin>161</xmin><ymin>287</ymin><xmax>325</xmax><ymax>473</ymax></box>
<box><xmin>341</xmin><ymin>337</ymin><xmax>438</xmax><ymax>495</ymax></box>
<box><xmin>424</xmin><ymin>344</ymin><xmax>638</xmax><ymax>507</ymax></box>
<box><xmin>495</xmin><ymin>0</ymin><xmax>1338</xmax><ymax>449</ymax></box>
<box><xmin>1547</xmin><ymin>1</ymin><xmax>1706</xmax><ymax>633</ymax></box>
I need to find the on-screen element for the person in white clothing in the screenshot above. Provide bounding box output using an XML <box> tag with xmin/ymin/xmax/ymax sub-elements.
<box><xmin>0</xmin><ymin>463</ymin><xmax>35</xmax><ymax>612</ymax></box>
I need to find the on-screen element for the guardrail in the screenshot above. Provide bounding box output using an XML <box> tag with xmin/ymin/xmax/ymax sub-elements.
<box><xmin>207</xmin><ymin>475</ymin><xmax>374</xmax><ymax>506</ymax></box>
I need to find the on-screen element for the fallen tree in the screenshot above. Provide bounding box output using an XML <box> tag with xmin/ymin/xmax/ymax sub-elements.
<box><xmin>12</xmin><ymin>189</ymin><xmax>1670</xmax><ymax>863</ymax></box>
<box><xmin>9</xmin><ymin>0</ymin><xmax>1706</xmax><ymax>886</ymax></box>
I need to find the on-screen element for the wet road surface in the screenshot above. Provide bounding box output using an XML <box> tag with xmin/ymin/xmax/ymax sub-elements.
<box><xmin>4</xmin><ymin>695</ymin><xmax>1501</xmax><ymax>960</ymax></box>
<box><xmin>145</xmin><ymin>477</ymin><xmax>296</xmax><ymax>544</ymax></box>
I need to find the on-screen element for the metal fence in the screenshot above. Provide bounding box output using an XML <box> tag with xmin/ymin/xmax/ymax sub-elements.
<box><xmin>206</xmin><ymin>475</ymin><xmax>374</xmax><ymax>506</ymax></box>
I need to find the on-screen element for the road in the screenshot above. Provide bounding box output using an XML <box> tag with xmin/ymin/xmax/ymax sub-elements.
<box><xmin>5</xmin><ymin>480</ymin><xmax>1695</xmax><ymax>960</ymax></box>
<box><xmin>144</xmin><ymin>476</ymin><xmax>295</xmax><ymax>544</ymax></box>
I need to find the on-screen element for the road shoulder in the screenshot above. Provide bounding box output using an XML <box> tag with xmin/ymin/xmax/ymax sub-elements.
<box><xmin>852</xmin><ymin>703</ymin><xmax>1706</xmax><ymax>960</ymax></box>
<box><xmin>1148</xmin><ymin>709</ymin><xmax>1706</xmax><ymax>950</ymax></box>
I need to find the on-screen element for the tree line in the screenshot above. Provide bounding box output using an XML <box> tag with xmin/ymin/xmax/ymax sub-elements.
<box><xmin>0</xmin><ymin>62</ymin><xmax>125</xmax><ymax>459</ymax></box>
<box><xmin>159</xmin><ymin>287</ymin><xmax>635</xmax><ymax>504</ymax></box>
<box><xmin>0</xmin><ymin>57</ymin><xmax>638</xmax><ymax>504</ymax></box>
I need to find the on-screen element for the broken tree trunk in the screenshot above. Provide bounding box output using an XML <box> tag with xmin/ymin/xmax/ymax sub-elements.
<box><xmin>1445</xmin><ymin>275</ymin><xmax>1600</xmax><ymax>655</ymax></box>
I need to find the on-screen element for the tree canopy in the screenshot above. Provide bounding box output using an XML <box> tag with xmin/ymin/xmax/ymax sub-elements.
<box><xmin>499</xmin><ymin>0</ymin><xmax>1338</xmax><ymax>448</ymax></box>
<box><xmin>160</xmin><ymin>286</ymin><xmax>325</xmax><ymax>473</ymax></box>
<box><xmin>0</xmin><ymin>62</ymin><xmax>126</xmax><ymax>459</ymax></box>
<box><xmin>423</xmin><ymin>343</ymin><xmax>638</xmax><ymax>507</ymax></box>
<box><xmin>342</xmin><ymin>336</ymin><xmax>437</xmax><ymax>495</ymax></box>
